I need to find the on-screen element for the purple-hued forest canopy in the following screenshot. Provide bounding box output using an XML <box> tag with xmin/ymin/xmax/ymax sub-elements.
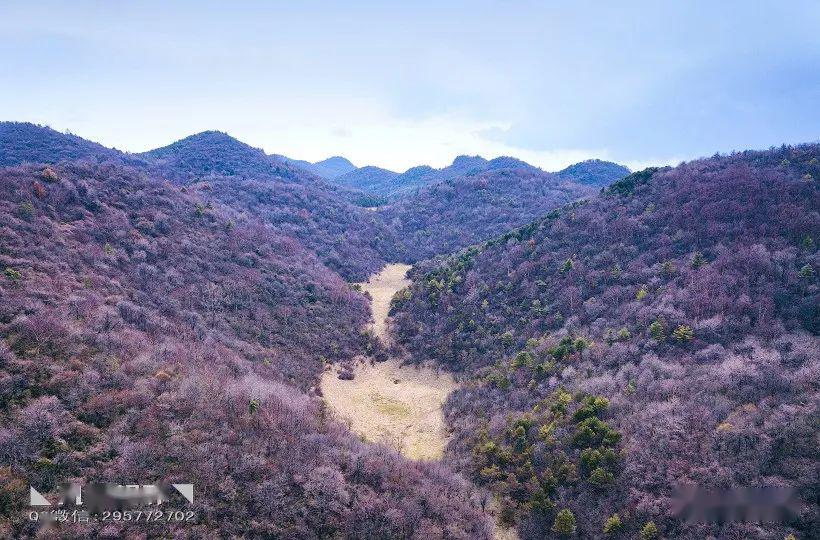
<box><xmin>0</xmin><ymin>121</ymin><xmax>817</xmax><ymax>539</ymax></box>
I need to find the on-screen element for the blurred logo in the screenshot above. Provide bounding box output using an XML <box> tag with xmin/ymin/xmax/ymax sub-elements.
<box><xmin>672</xmin><ymin>486</ymin><xmax>800</xmax><ymax>523</ymax></box>
<box><xmin>30</xmin><ymin>483</ymin><xmax>194</xmax><ymax>512</ymax></box>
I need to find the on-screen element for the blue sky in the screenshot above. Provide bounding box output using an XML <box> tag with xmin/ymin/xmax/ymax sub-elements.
<box><xmin>1</xmin><ymin>1</ymin><xmax>818</xmax><ymax>171</ymax></box>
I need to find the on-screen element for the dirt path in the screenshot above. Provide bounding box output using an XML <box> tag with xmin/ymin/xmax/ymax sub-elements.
<box><xmin>359</xmin><ymin>262</ymin><xmax>410</xmax><ymax>343</ymax></box>
<box><xmin>321</xmin><ymin>264</ymin><xmax>519</xmax><ymax>538</ymax></box>
<box><xmin>320</xmin><ymin>263</ymin><xmax>456</xmax><ymax>460</ymax></box>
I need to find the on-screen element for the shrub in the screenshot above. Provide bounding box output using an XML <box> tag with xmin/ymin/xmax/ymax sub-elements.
<box><xmin>588</xmin><ymin>466</ymin><xmax>614</xmax><ymax>488</ymax></box>
<box><xmin>40</xmin><ymin>167</ymin><xmax>59</xmax><ymax>182</ymax></box>
<box><xmin>672</xmin><ymin>325</ymin><xmax>694</xmax><ymax>341</ymax></box>
<box><xmin>499</xmin><ymin>497</ymin><xmax>518</xmax><ymax>526</ymax></box>
<box><xmin>19</xmin><ymin>201</ymin><xmax>34</xmax><ymax>217</ymax></box>
<box><xmin>639</xmin><ymin>521</ymin><xmax>659</xmax><ymax>540</ymax></box>
<box><xmin>603</xmin><ymin>513</ymin><xmax>623</xmax><ymax>534</ymax></box>
<box><xmin>649</xmin><ymin>319</ymin><xmax>666</xmax><ymax>341</ymax></box>
<box><xmin>573</xmin><ymin>336</ymin><xmax>592</xmax><ymax>352</ymax></box>
<box><xmin>552</xmin><ymin>508</ymin><xmax>576</xmax><ymax>536</ymax></box>
<box><xmin>661</xmin><ymin>260</ymin><xmax>676</xmax><ymax>275</ymax></box>
<box><xmin>248</xmin><ymin>399</ymin><xmax>260</xmax><ymax>415</ymax></box>
<box><xmin>4</xmin><ymin>268</ymin><xmax>22</xmax><ymax>283</ymax></box>
<box><xmin>691</xmin><ymin>251</ymin><xmax>706</xmax><ymax>269</ymax></box>
<box><xmin>32</xmin><ymin>181</ymin><xmax>46</xmax><ymax>198</ymax></box>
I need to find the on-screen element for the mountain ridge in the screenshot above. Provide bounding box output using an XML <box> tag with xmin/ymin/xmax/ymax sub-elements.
<box><xmin>331</xmin><ymin>154</ymin><xmax>628</xmax><ymax>199</ymax></box>
<box><xmin>0</xmin><ymin>158</ymin><xmax>491</xmax><ymax>538</ymax></box>
<box><xmin>0</xmin><ymin>121</ymin><xmax>817</xmax><ymax>540</ymax></box>
<box><xmin>273</xmin><ymin>154</ymin><xmax>356</xmax><ymax>179</ymax></box>
<box><xmin>391</xmin><ymin>144</ymin><xmax>819</xmax><ymax>539</ymax></box>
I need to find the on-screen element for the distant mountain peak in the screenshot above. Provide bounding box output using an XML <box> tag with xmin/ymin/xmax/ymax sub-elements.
<box><xmin>139</xmin><ymin>130</ymin><xmax>288</xmax><ymax>181</ymax></box>
<box><xmin>0</xmin><ymin>121</ymin><xmax>122</xmax><ymax>166</ymax></box>
<box><xmin>271</xmin><ymin>154</ymin><xmax>356</xmax><ymax>179</ymax></box>
<box><xmin>357</xmin><ymin>165</ymin><xmax>395</xmax><ymax>173</ymax></box>
<box><xmin>403</xmin><ymin>164</ymin><xmax>435</xmax><ymax>175</ymax></box>
<box><xmin>555</xmin><ymin>159</ymin><xmax>630</xmax><ymax>187</ymax></box>
<box><xmin>451</xmin><ymin>155</ymin><xmax>488</xmax><ymax>168</ymax></box>
<box><xmin>177</xmin><ymin>130</ymin><xmax>253</xmax><ymax>147</ymax></box>
<box><xmin>310</xmin><ymin>156</ymin><xmax>356</xmax><ymax>178</ymax></box>
<box><xmin>325</xmin><ymin>154</ymin><xmax>545</xmax><ymax>199</ymax></box>
<box><xmin>316</xmin><ymin>156</ymin><xmax>355</xmax><ymax>167</ymax></box>
<box><xmin>487</xmin><ymin>156</ymin><xmax>540</xmax><ymax>171</ymax></box>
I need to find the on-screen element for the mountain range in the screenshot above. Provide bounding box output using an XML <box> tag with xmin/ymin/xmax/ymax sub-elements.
<box><xmin>0</xmin><ymin>123</ymin><xmax>624</xmax><ymax>279</ymax></box>
<box><xmin>329</xmin><ymin>154</ymin><xmax>629</xmax><ymax>199</ymax></box>
<box><xmin>0</xmin><ymin>155</ymin><xmax>488</xmax><ymax>538</ymax></box>
<box><xmin>0</xmin><ymin>121</ymin><xmax>816</xmax><ymax>540</ymax></box>
<box><xmin>392</xmin><ymin>146</ymin><xmax>819</xmax><ymax>539</ymax></box>
<box><xmin>273</xmin><ymin>154</ymin><xmax>357</xmax><ymax>179</ymax></box>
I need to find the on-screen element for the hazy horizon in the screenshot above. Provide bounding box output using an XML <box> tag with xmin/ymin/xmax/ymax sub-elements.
<box><xmin>2</xmin><ymin>1</ymin><xmax>818</xmax><ymax>171</ymax></box>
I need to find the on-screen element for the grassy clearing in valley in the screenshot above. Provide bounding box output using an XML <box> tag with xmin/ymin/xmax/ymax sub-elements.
<box><xmin>321</xmin><ymin>263</ymin><xmax>456</xmax><ymax>460</ymax></box>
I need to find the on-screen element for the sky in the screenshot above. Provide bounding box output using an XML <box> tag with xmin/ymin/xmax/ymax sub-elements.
<box><xmin>1</xmin><ymin>1</ymin><xmax>818</xmax><ymax>172</ymax></box>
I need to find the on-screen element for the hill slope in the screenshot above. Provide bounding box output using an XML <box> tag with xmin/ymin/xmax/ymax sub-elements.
<box><xmin>140</xmin><ymin>131</ymin><xmax>300</xmax><ymax>182</ymax></box>
<box><xmin>0</xmin><ymin>122</ymin><xmax>129</xmax><ymax>166</ymax></box>
<box><xmin>329</xmin><ymin>155</ymin><xmax>540</xmax><ymax>199</ymax></box>
<box><xmin>140</xmin><ymin>132</ymin><xmax>399</xmax><ymax>279</ymax></box>
<box><xmin>274</xmin><ymin>154</ymin><xmax>356</xmax><ymax>179</ymax></box>
<box><xmin>333</xmin><ymin>165</ymin><xmax>400</xmax><ymax>196</ymax></box>
<box><xmin>330</xmin><ymin>155</ymin><xmax>628</xmax><ymax>200</ymax></box>
<box><xmin>391</xmin><ymin>146</ymin><xmax>819</xmax><ymax>539</ymax></box>
<box><xmin>555</xmin><ymin>159</ymin><xmax>630</xmax><ymax>186</ymax></box>
<box><xmin>0</xmin><ymin>126</ymin><xmax>398</xmax><ymax>280</ymax></box>
<box><xmin>382</xmin><ymin>168</ymin><xmax>595</xmax><ymax>260</ymax></box>
<box><xmin>187</xmin><ymin>176</ymin><xmax>403</xmax><ymax>280</ymax></box>
<box><xmin>0</xmin><ymin>160</ymin><xmax>491</xmax><ymax>539</ymax></box>
<box><xmin>311</xmin><ymin>155</ymin><xmax>357</xmax><ymax>178</ymax></box>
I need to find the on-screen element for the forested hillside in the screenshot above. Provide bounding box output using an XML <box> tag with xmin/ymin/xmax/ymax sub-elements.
<box><xmin>186</xmin><ymin>176</ymin><xmax>403</xmax><ymax>280</ymax></box>
<box><xmin>0</xmin><ymin>122</ymin><xmax>137</xmax><ymax>167</ymax></box>
<box><xmin>140</xmin><ymin>131</ymin><xmax>297</xmax><ymax>182</ymax></box>
<box><xmin>309</xmin><ymin>156</ymin><xmax>357</xmax><ymax>179</ymax></box>
<box><xmin>331</xmin><ymin>156</ymin><xmax>627</xmax><ymax>200</ymax></box>
<box><xmin>391</xmin><ymin>145</ymin><xmax>819</xmax><ymax>539</ymax></box>
<box><xmin>273</xmin><ymin>154</ymin><xmax>357</xmax><ymax>179</ymax></box>
<box><xmin>555</xmin><ymin>159</ymin><xmax>630</xmax><ymax>187</ymax></box>
<box><xmin>3</xmin><ymin>122</ymin><xmax>815</xmax><ymax>539</ymax></box>
<box><xmin>331</xmin><ymin>154</ymin><xmax>542</xmax><ymax>199</ymax></box>
<box><xmin>0</xmin><ymin>126</ymin><xmax>394</xmax><ymax>281</ymax></box>
<box><xmin>381</xmin><ymin>168</ymin><xmax>595</xmax><ymax>260</ymax></box>
<box><xmin>333</xmin><ymin>165</ymin><xmax>400</xmax><ymax>197</ymax></box>
<box><xmin>0</xmin><ymin>160</ymin><xmax>492</xmax><ymax>538</ymax></box>
<box><xmin>0</xmin><ymin>125</ymin><xmax>622</xmax><ymax>280</ymax></box>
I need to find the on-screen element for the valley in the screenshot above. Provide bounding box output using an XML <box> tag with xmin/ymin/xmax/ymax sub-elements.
<box><xmin>0</xmin><ymin>122</ymin><xmax>816</xmax><ymax>540</ymax></box>
<box><xmin>2</xmin><ymin>5</ymin><xmax>816</xmax><ymax>539</ymax></box>
<box><xmin>321</xmin><ymin>264</ymin><xmax>456</xmax><ymax>461</ymax></box>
